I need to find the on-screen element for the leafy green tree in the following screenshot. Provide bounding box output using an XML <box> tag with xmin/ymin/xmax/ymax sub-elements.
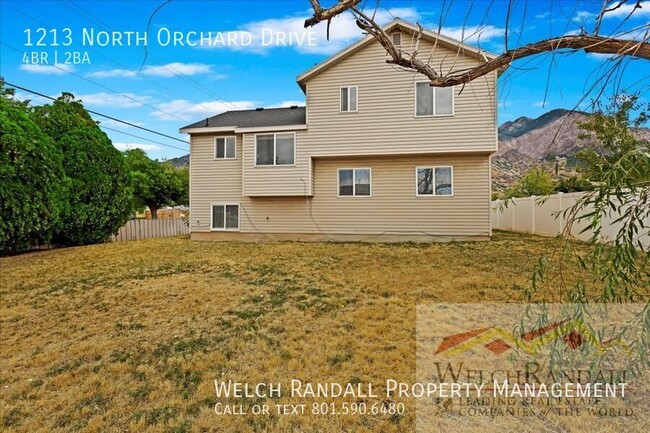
<box><xmin>553</xmin><ymin>175</ymin><xmax>594</xmax><ymax>193</ymax></box>
<box><xmin>124</xmin><ymin>149</ymin><xmax>188</xmax><ymax>219</ymax></box>
<box><xmin>0</xmin><ymin>84</ymin><xmax>66</xmax><ymax>254</ymax></box>
<box><xmin>32</xmin><ymin>93</ymin><xmax>132</xmax><ymax>245</ymax></box>
<box><xmin>505</xmin><ymin>167</ymin><xmax>556</xmax><ymax>198</ymax></box>
<box><xmin>576</xmin><ymin>94</ymin><xmax>649</xmax><ymax>184</ymax></box>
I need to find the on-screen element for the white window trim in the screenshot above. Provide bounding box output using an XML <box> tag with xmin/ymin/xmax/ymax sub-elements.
<box><xmin>339</xmin><ymin>86</ymin><xmax>358</xmax><ymax>113</ymax></box>
<box><xmin>214</xmin><ymin>136</ymin><xmax>237</xmax><ymax>160</ymax></box>
<box><xmin>253</xmin><ymin>132</ymin><xmax>296</xmax><ymax>167</ymax></box>
<box><xmin>414</xmin><ymin>82</ymin><xmax>455</xmax><ymax>118</ymax></box>
<box><xmin>415</xmin><ymin>166</ymin><xmax>454</xmax><ymax>197</ymax></box>
<box><xmin>337</xmin><ymin>167</ymin><xmax>372</xmax><ymax>198</ymax></box>
<box><xmin>210</xmin><ymin>203</ymin><xmax>241</xmax><ymax>231</ymax></box>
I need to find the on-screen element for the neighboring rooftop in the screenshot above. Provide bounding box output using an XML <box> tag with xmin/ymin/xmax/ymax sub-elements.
<box><xmin>180</xmin><ymin>106</ymin><xmax>306</xmax><ymax>131</ymax></box>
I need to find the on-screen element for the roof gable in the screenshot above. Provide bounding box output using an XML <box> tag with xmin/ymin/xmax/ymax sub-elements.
<box><xmin>297</xmin><ymin>19</ymin><xmax>498</xmax><ymax>87</ymax></box>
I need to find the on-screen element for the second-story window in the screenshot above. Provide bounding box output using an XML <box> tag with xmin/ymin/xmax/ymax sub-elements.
<box><xmin>215</xmin><ymin>136</ymin><xmax>236</xmax><ymax>159</ymax></box>
<box><xmin>340</xmin><ymin>86</ymin><xmax>358</xmax><ymax>112</ymax></box>
<box><xmin>415</xmin><ymin>83</ymin><xmax>454</xmax><ymax>116</ymax></box>
<box><xmin>391</xmin><ymin>31</ymin><xmax>402</xmax><ymax>46</ymax></box>
<box><xmin>255</xmin><ymin>133</ymin><xmax>295</xmax><ymax>166</ymax></box>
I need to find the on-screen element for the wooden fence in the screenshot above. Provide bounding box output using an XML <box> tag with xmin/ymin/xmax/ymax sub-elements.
<box><xmin>110</xmin><ymin>218</ymin><xmax>190</xmax><ymax>242</ymax></box>
<box><xmin>491</xmin><ymin>192</ymin><xmax>649</xmax><ymax>249</ymax></box>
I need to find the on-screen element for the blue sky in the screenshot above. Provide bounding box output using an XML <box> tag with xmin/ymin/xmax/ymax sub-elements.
<box><xmin>1</xmin><ymin>0</ymin><xmax>648</xmax><ymax>160</ymax></box>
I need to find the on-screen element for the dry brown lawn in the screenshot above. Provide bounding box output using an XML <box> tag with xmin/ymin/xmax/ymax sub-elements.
<box><xmin>0</xmin><ymin>232</ymin><xmax>609</xmax><ymax>432</ymax></box>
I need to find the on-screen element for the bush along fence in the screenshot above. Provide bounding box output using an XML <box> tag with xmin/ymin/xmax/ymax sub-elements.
<box><xmin>491</xmin><ymin>191</ymin><xmax>649</xmax><ymax>249</ymax></box>
<box><xmin>110</xmin><ymin>218</ymin><xmax>190</xmax><ymax>242</ymax></box>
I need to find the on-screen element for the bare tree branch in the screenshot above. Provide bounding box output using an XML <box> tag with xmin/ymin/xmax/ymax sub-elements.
<box><xmin>595</xmin><ymin>0</ymin><xmax>628</xmax><ymax>35</ymax></box>
<box><xmin>304</xmin><ymin>0</ymin><xmax>650</xmax><ymax>87</ymax></box>
<box><xmin>419</xmin><ymin>35</ymin><xmax>650</xmax><ymax>87</ymax></box>
<box><xmin>304</xmin><ymin>0</ymin><xmax>361</xmax><ymax>28</ymax></box>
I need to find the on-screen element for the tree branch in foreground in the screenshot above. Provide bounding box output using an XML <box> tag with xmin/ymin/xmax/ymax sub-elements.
<box><xmin>304</xmin><ymin>1</ymin><xmax>650</xmax><ymax>87</ymax></box>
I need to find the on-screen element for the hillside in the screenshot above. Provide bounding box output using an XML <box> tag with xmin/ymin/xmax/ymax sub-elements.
<box><xmin>166</xmin><ymin>154</ymin><xmax>188</xmax><ymax>168</ymax></box>
<box><xmin>493</xmin><ymin>109</ymin><xmax>592</xmax><ymax>190</ymax></box>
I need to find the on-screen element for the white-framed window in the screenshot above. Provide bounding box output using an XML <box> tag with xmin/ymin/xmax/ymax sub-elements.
<box><xmin>338</xmin><ymin>168</ymin><xmax>371</xmax><ymax>197</ymax></box>
<box><xmin>415</xmin><ymin>83</ymin><xmax>454</xmax><ymax>117</ymax></box>
<box><xmin>391</xmin><ymin>31</ymin><xmax>402</xmax><ymax>46</ymax></box>
<box><xmin>340</xmin><ymin>86</ymin><xmax>358</xmax><ymax>112</ymax></box>
<box><xmin>215</xmin><ymin>136</ymin><xmax>236</xmax><ymax>159</ymax></box>
<box><xmin>255</xmin><ymin>132</ymin><xmax>295</xmax><ymax>166</ymax></box>
<box><xmin>415</xmin><ymin>166</ymin><xmax>453</xmax><ymax>196</ymax></box>
<box><xmin>211</xmin><ymin>203</ymin><xmax>240</xmax><ymax>231</ymax></box>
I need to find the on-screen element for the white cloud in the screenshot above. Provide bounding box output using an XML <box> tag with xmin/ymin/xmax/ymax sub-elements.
<box><xmin>87</xmin><ymin>62</ymin><xmax>215</xmax><ymax>79</ymax></box>
<box><xmin>113</xmin><ymin>142</ymin><xmax>160</xmax><ymax>152</ymax></box>
<box><xmin>563</xmin><ymin>29</ymin><xmax>583</xmax><ymax>36</ymax></box>
<box><xmin>19</xmin><ymin>64</ymin><xmax>74</xmax><ymax>75</ymax></box>
<box><xmin>587</xmin><ymin>52</ymin><xmax>617</xmax><ymax>60</ymax></box>
<box><xmin>200</xmin><ymin>7</ymin><xmax>420</xmax><ymax>55</ymax></box>
<box><xmin>269</xmin><ymin>100</ymin><xmax>305</xmax><ymax>108</ymax></box>
<box><xmin>440</xmin><ymin>25</ymin><xmax>505</xmax><ymax>44</ymax></box>
<box><xmin>87</xmin><ymin>68</ymin><xmax>137</xmax><ymax>78</ymax></box>
<box><xmin>151</xmin><ymin>99</ymin><xmax>258</xmax><ymax>120</ymax></box>
<box><xmin>533</xmin><ymin>101</ymin><xmax>547</xmax><ymax>107</ymax></box>
<box><xmin>141</xmin><ymin>62</ymin><xmax>214</xmax><ymax>77</ymax></box>
<box><xmin>574</xmin><ymin>1</ymin><xmax>650</xmax><ymax>22</ymax></box>
<box><xmin>97</xmin><ymin>118</ymin><xmax>145</xmax><ymax>129</ymax></box>
<box><xmin>75</xmin><ymin>92</ymin><xmax>153</xmax><ymax>108</ymax></box>
<box><xmin>574</xmin><ymin>10</ymin><xmax>595</xmax><ymax>21</ymax></box>
<box><xmin>602</xmin><ymin>1</ymin><xmax>650</xmax><ymax>18</ymax></box>
<box><xmin>10</xmin><ymin>90</ymin><xmax>50</xmax><ymax>105</ymax></box>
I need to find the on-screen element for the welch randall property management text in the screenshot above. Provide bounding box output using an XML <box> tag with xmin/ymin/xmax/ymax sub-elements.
<box><xmin>24</xmin><ymin>27</ymin><xmax>318</xmax><ymax>48</ymax></box>
<box><xmin>214</xmin><ymin>380</ymin><xmax>629</xmax><ymax>400</ymax></box>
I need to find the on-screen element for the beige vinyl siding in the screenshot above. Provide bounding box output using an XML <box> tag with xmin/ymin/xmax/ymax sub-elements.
<box><xmin>191</xmin><ymin>130</ymin><xmax>490</xmax><ymax>237</ymax></box>
<box><xmin>242</xmin><ymin>131</ymin><xmax>311</xmax><ymax>196</ymax></box>
<box><xmin>190</xmin><ymin>133</ymin><xmax>243</xmax><ymax>232</ymax></box>
<box><xmin>305</xmin><ymin>155</ymin><xmax>490</xmax><ymax>236</ymax></box>
<box><xmin>304</xmin><ymin>37</ymin><xmax>497</xmax><ymax>156</ymax></box>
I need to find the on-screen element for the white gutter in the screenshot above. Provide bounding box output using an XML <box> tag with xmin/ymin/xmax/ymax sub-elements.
<box><xmin>179</xmin><ymin>124</ymin><xmax>307</xmax><ymax>134</ymax></box>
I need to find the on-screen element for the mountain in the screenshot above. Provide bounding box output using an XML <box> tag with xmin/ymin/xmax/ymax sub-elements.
<box><xmin>499</xmin><ymin>108</ymin><xmax>577</xmax><ymax>139</ymax></box>
<box><xmin>166</xmin><ymin>154</ymin><xmax>189</xmax><ymax>168</ymax></box>
<box><xmin>493</xmin><ymin>109</ymin><xmax>593</xmax><ymax>191</ymax></box>
<box><xmin>494</xmin><ymin>108</ymin><xmax>650</xmax><ymax>191</ymax></box>
<box><xmin>497</xmin><ymin>109</ymin><xmax>590</xmax><ymax>161</ymax></box>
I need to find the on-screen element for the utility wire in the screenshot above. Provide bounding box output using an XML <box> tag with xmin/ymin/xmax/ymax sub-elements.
<box><xmin>5</xmin><ymin>81</ymin><xmax>189</xmax><ymax>145</ymax></box>
<box><xmin>10</xmin><ymin>5</ymin><xmax>173</xmax><ymax>93</ymax></box>
<box><xmin>58</xmin><ymin>0</ymin><xmax>241</xmax><ymax>111</ymax></box>
<box><xmin>100</xmin><ymin>125</ymin><xmax>188</xmax><ymax>152</ymax></box>
<box><xmin>1</xmin><ymin>42</ymin><xmax>191</xmax><ymax>122</ymax></box>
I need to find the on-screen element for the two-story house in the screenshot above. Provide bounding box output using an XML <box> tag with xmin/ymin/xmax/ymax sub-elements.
<box><xmin>180</xmin><ymin>19</ymin><xmax>498</xmax><ymax>242</ymax></box>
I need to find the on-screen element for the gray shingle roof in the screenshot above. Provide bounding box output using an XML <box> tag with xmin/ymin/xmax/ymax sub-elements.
<box><xmin>181</xmin><ymin>106</ymin><xmax>306</xmax><ymax>130</ymax></box>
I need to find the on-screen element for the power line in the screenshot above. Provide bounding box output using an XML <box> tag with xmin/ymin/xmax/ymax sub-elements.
<box><xmin>100</xmin><ymin>125</ymin><xmax>188</xmax><ymax>152</ymax></box>
<box><xmin>10</xmin><ymin>5</ymin><xmax>173</xmax><ymax>93</ymax></box>
<box><xmin>5</xmin><ymin>81</ymin><xmax>189</xmax><ymax>145</ymax></box>
<box><xmin>1</xmin><ymin>42</ymin><xmax>191</xmax><ymax>122</ymax></box>
<box><xmin>61</xmin><ymin>0</ymin><xmax>241</xmax><ymax>111</ymax></box>
<box><xmin>12</xmin><ymin>2</ymin><xmax>240</xmax><ymax>118</ymax></box>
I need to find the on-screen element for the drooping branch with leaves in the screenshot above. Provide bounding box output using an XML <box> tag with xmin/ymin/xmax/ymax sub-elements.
<box><xmin>532</xmin><ymin>95</ymin><xmax>650</xmax><ymax>304</ymax></box>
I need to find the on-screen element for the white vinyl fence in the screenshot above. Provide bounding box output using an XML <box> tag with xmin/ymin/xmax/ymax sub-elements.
<box><xmin>491</xmin><ymin>192</ymin><xmax>649</xmax><ymax>249</ymax></box>
<box><xmin>110</xmin><ymin>218</ymin><xmax>190</xmax><ymax>242</ymax></box>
